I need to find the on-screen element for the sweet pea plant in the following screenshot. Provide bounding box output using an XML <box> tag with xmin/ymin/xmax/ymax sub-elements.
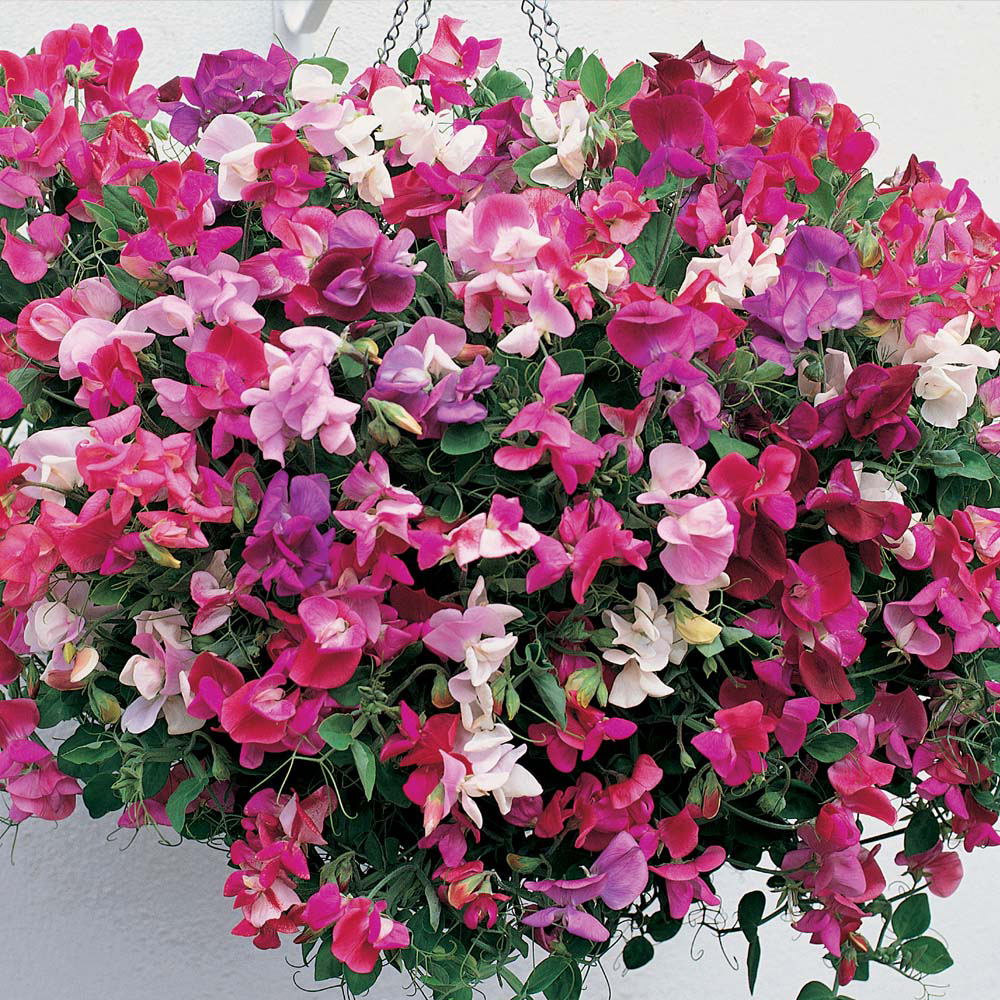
<box><xmin>2</xmin><ymin>16</ymin><xmax>1000</xmax><ymax>1000</ymax></box>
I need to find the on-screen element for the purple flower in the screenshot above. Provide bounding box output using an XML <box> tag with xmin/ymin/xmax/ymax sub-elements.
<box><xmin>522</xmin><ymin>832</ymin><xmax>648</xmax><ymax>943</ymax></box>
<box><xmin>161</xmin><ymin>45</ymin><xmax>295</xmax><ymax>145</ymax></box>
<box><xmin>242</xmin><ymin>472</ymin><xmax>331</xmax><ymax>596</ymax></box>
<box><xmin>744</xmin><ymin>226</ymin><xmax>865</xmax><ymax>362</ymax></box>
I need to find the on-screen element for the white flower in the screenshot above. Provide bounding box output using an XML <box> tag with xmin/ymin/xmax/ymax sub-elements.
<box><xmin>602</xmin><ymin>583</ymin><xmax>686</xmax><ymax>708</ymax></box>
<box><xmin>679</xmin><ymin>215</ymin><xmax>786</xmax><ymax>308</ymax></box>
<box><xmin>881</xmin><ymin>313</ymin><xmax>999</xmax><ymax>427</ymax></box>
<box><xmin>855</xmin><ymin>465</ymin><xmax>921</xmax><ymax>560</ymax></box>
<box><xmin>580</xmin><ymin>248</ymin><xmax>628</xmax><ymax>293</ymax></box>
<box><xmin>797</xmin><ymin>348</ymin><xmax>854</xmax><ymax>404</ymax></box>
<box><xmin>527</xmin><ymin>95</ymin><xmax>590</xmax><ymax>189</ymax></box>
<box><xmin>290</xmin><ymin>62</ymin><xmax>344</xmax><ymax>104</ymax></box>
<box><xmin>340</xmin><ymin>150</ymin><xmax>394</xmax><ymax>205</ymax></box>
<box><xmin>13</xmin><ymin>426</ymin><xmax>93</xmax><ymax>505</ymax></box>
<box><xmin>450</xmin><ymin>724</ymin><xmax>543</xmax><ymax>824</ymax></box>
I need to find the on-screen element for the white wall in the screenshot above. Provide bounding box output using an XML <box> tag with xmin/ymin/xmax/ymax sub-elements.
<box><xmin>4</xmin><ymin>2</ymin><xmax>1000</xmax><ymax>998</ymax></box>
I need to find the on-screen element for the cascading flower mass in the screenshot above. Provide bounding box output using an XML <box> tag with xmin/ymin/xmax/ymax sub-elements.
<box><xmin>2</xmin><ymin>15</ymin><xmax>1000</xmax><ymax>1000</ymax></box>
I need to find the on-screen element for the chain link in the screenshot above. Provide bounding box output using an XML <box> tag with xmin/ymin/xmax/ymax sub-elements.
<box><xmin>410</xmin><ymin>0</ymin><xmax>434</xmax><ymax>54</ymax></box>
<box><xmin>378</xmin><ymin>0</ymin><xmax>567</xmax><ymax>91</ymax></box>
<box><xmin>376</xmin><ymin>0</ymin><xmax>411</xmax><ymax>65</ymax></box>
<box><xmin>520</xmin><ymin>0</ymin><xmax>567</xmax><ymax>94</ymax></box>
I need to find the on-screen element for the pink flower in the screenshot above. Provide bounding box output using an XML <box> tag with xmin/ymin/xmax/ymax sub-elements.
<box><xmin>656</xmin><ymin>496</ymin><xmax>735</xmax><ymax>586</ymax></box>
<box><xmin>497</xmin><ymin>273</ymin><xmax>574</xmax><ymax>357</ymax></box>
<box><xmin>495</xmin><ymin>356</ymin><xmax>606</xmax><ymax>494</ymax></box>
<box><xmin>607</xmin><ymin>294</ymin><xmax>718</xmax><ymax>396</ymax></box>
<box><xmin>302</xmin><ymin>884</ymin><xmax>410</xmax><ymax>973</ymax></box>
<box><xmin>434</xmin><ymin>495</ymin><xmax>540</xmax><ymax>569</ymax></box>
<box><xmin>598</xmin><ymin>398</ymin><xmax>654</xmax><ymax>474</ymax></box>
<box><xmin>0</xmin><ymin>213</ymin><xmax>69</xmax><ymax>282</ymax></box>
<box><xmin>895</xmin><ymin>841</ymin><xmax>963</xmax><ymax>898</ymax></box>
<box><xmin>691</xmin><ymin>701</ymin><xmax>775</xmax><ymax>786</ymax></box>
<box><xmin>526</xmin><ymin>496</ymin><xmax>650</xmax><ymax>603</ymax></box>
<box><xmin>241</xmin><ymin>330</ymin><xmax>359</xmax><ymax>465</ymax></box>
<box><xmin>414</xmin><ymin>16</ymin><xmax>501</xmax><ymax>109</ymax></box>
<box><xmin>220</xmin><ymin>673</ymin><xmax>297</xmax><ymax>750</ymax></box>
<box><xmin>649</xmin><ymin>845</ymin><xmax>726</xmax><ymax>918</ymax></box>
<box><xmin>0</xmin><ymin>739</ymin><xmax>81</xmax><ymax>822</ymax></box>
<box><xmin>0</xmin><ymin>698</ymin><xmax>39</xmax><ymax>747</ymax></box>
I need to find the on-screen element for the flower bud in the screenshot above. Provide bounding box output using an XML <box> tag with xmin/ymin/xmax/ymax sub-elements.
<box><xmin>674</xmin><ymin>605</ymin><xmax>722</xmax><ymax>645</ymax></box>
<box><xmin>506</xmin><ymin>854</ymin><xmax>543</xmax><ymax>873</ymax></box>
<box><xmin>855</xmin><ymin>223</ymin><xmax>881</xmax><ymax>268</ymax></box>
<box><xmin>141</xmin><ymin>534</ymin><xmax>181</xmax><ymax>568</ymax></box>
<box><xmin>88</xmin><ymin>686</ymin><xmax>121</xmax><ymax>724</ymax></box>
<box><xmin>431</xmin><ymin>672</ymin><xmax>455</xmax><ymax>709</ymax></box>
<box><xmin>320</xmin><ymin>851</ymin><xmax>355</xmax><ymax>890</ymax></box>
<box><xmin>565</xmin><ymin>666</ymin><xmax>602</xmax><ymax>709</ymax></box>
<box><xmin>69</xmin><ymin>645</ymin><xmax>101</xmax><ymax>683</ymax></box>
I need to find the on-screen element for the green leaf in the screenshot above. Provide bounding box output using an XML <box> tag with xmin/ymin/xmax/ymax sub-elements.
<box><xmin>552</xmin><ymin>348</ymin><xmax>586</xmax><ymax>375</ymax></box>
<box><xmin>87</xmin><ymin>201</ymin><xmax>121</xmax><ymax>243</ymax></box>
<box><xmin>801</xmin><ymin>177</ymin><xmax>837</xmax><ymax>221</ymax></box>
<box><xmin>647</xmin><ymin>911</ymin><xmax>682</xmax><ymax>941</ymax></box>
<box><xmin>606</xmin><ymin>62</ymin><xmax>642</xmax><ymax>108</ymax></box>
<box><xmin>106</xmin><ymin>264</ymin><xmax>156</xmax><ymax>305</ymax></box>
<box><xmin>904</xmin><ymin>809</ymin><xmax>940</xmax><ymax>856</ymax></box>
<box><xmin>318</xmin><ymin>713</ymin><xmax>355</xmax><ymax>751</ymax></box>
<box><xmin>804</xmin><ymin>733</ymin><xmax>858</xmax><ymax>763</ymax></box>
<box><xmin>58</xmin><ymin>734</ymin><xmax>119</xmax><ymax>766</ymax></box>
<box><xmin>101</xmin><ymin>184</ymin><xmax>142</xmax><ymax>233</ymax></box>
<box><xmin>892</xmin><ymin>894</ymin><xmax>931</xmax><ymax>940</ymax></box>
<box><xmin>481</xmin><ymin>67</ymin><xmax>531</xmax><ymax>101</ymax></box>
<box><xmin>165</xmin><ymin>774</ymin><xmax>208</xmax><ymax>832</ymax></box>
<box><xmin>622</xmin><ymin>937</ymin><xmax>654</xmax><ymax>970</ymax></box>
<box><xmin>7</xmin><ymin>366</ymin><xmax>41</xmax><ymax>405</ymax></box>
<box><xmin>314</xmin><ymin>942</ymin><xmax>341</xmax><ymax>981</ymax></box>
<box><xmin>708</xmin><ymin>430</ymin><xmax>760</xmax><ymax>460</ymax></box>
<box><xmin>350</xmin><ymin>740</ymin><xmax>377</xmax><ymax>800</ymax></box>
<box><xmin>578</xmin><ymin>53</ymin><xmax>607</xmax><ymax>105</ymax></box>
<box><xmin>441</xmin><ymin>422</ymin><xmax>491</xmax><ymax>456</ymax></box>
<box><xmin>524</xmin><ymin>956</ymin><xmax>570</xmax><ymax>995</ymax></box>
<box><xmin>297</xmin><ymin>56</ymin><xmax>349</xmax><ymax>84</ymax></box>
<box><xmin>746</xmin><ymin>937</ymin><xmax>762</xmax><ymax>993</ymax></box>
<box><xmin>532</xmin><ymin>670</ymin><xmax>567</xmax><ymax>729</ymax></box>
<box><xmin>344</xmin><ymin>960</ymin><xmax>382</xmax><ymax>994</ymax></box>
<box><xmin>141</xmin><ymin>759</ymin><xmax>171</xmax><ymax>798</ymax></box>
<box><xmin>513</xmin><ymin>145</ymin><xmax>557</xmax><ymax>188</ymax></box>
<box><xmin>397</xmin><ymin>47</ymin><xmax>418</xmax><ymax>77</ymax></box>
<box><xmin>935</xmin><ymin>450</ymin><xmax>993</xmax><ymax>481</ymax></box>
<box><xmin>796</xmin><ymin>984</ymin><xmax>835</xmax><ymax>1000</ymax></box>
<box><xmin>563</xmin><ymin>47</ymin><xmax>584</xmax><ymax>80</ymax></box>
<box><xmin>82</xmin><ymin>772</ymin><xmax>122</xmax><ymax>818</ymax></box>
<box><xmin>738</xmin><ymin>890</ymin><xmax>766</xmax><ymax>943</ymax></box>
<box><xmin>840</xmin><ymin>174</ymin><xmax>875</xmax><ymax>221</ymax></box>
<box><xmin>625</xmin><ymin>207</ymin><xmax>670</xmax><ymax>284</ymax></box>
<box><xmin>902</xmin><ymin>935</ymin><xmax>953</xmax><ymax>975</ymax></box>
<box><xmin>570</xmin><ymin>387</ymin><xmax>600</xmax><ymax>439</ymax></box>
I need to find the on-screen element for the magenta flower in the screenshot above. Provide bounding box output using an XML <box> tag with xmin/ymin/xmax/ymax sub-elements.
<box><xmin>495</xmin><ymin>356</ymin><xmax>606</xmax><ymax>494</ymax></box>
<box><xmin>691</xmin><ymin>701</ymin><xmax>775</xmax><ymax>786</ymax></box>
<box><xmin>649</xmin><ymin>845</ymin><xmax>726</xmax><ymax>919</ymax></box>
<box><xmin>161</xmin><ymin>44</ymin><xmax>295</xmax><ymax>144</ymax></box>
<box><xmin>292</xmin><ymin>210</ymin><xmax>422</xmax><ymax>323</ymax></box>
<box><xmin>526</xmin><ymin>496</ymin><xmax>650</xmax><ymax>603</ymax></box>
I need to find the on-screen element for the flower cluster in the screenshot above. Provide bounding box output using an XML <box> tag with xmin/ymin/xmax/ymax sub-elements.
<box><xmin>2</xmin><ymin>17</ymin><xmax>1000</xmax><ymax>999</ymax></box>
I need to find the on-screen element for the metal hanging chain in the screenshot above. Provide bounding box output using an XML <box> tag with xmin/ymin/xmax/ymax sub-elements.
<box><xmin>410</xmin><ymin>0</ymin><xmax>434</xmax><ymax>54</ymax></box>
<box><xmin>376</xmin><ymin>0</ymin><xmax>411</xmax><ymax>65</ymax></box>
<box><xmin>520</xmin><ymin>0</ymin><xmax>567</xmax><ymax>94</ymax></box>
<box><xmin>378</xmin><ymin>0</ymin><xmax>568</xmax><ymax>92</ymax></box>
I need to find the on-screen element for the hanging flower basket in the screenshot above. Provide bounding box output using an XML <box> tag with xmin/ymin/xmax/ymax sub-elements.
<box><xmin>0</xmin><ymin>6</ymin><xmax>998</xmax><ymax>999</ymax></box>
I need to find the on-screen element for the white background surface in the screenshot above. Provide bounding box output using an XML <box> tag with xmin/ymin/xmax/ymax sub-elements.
<box><xmin>3</xmin><ymin>2</ymin><xmax>1000</xmax><ymax>998</ymax></box>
